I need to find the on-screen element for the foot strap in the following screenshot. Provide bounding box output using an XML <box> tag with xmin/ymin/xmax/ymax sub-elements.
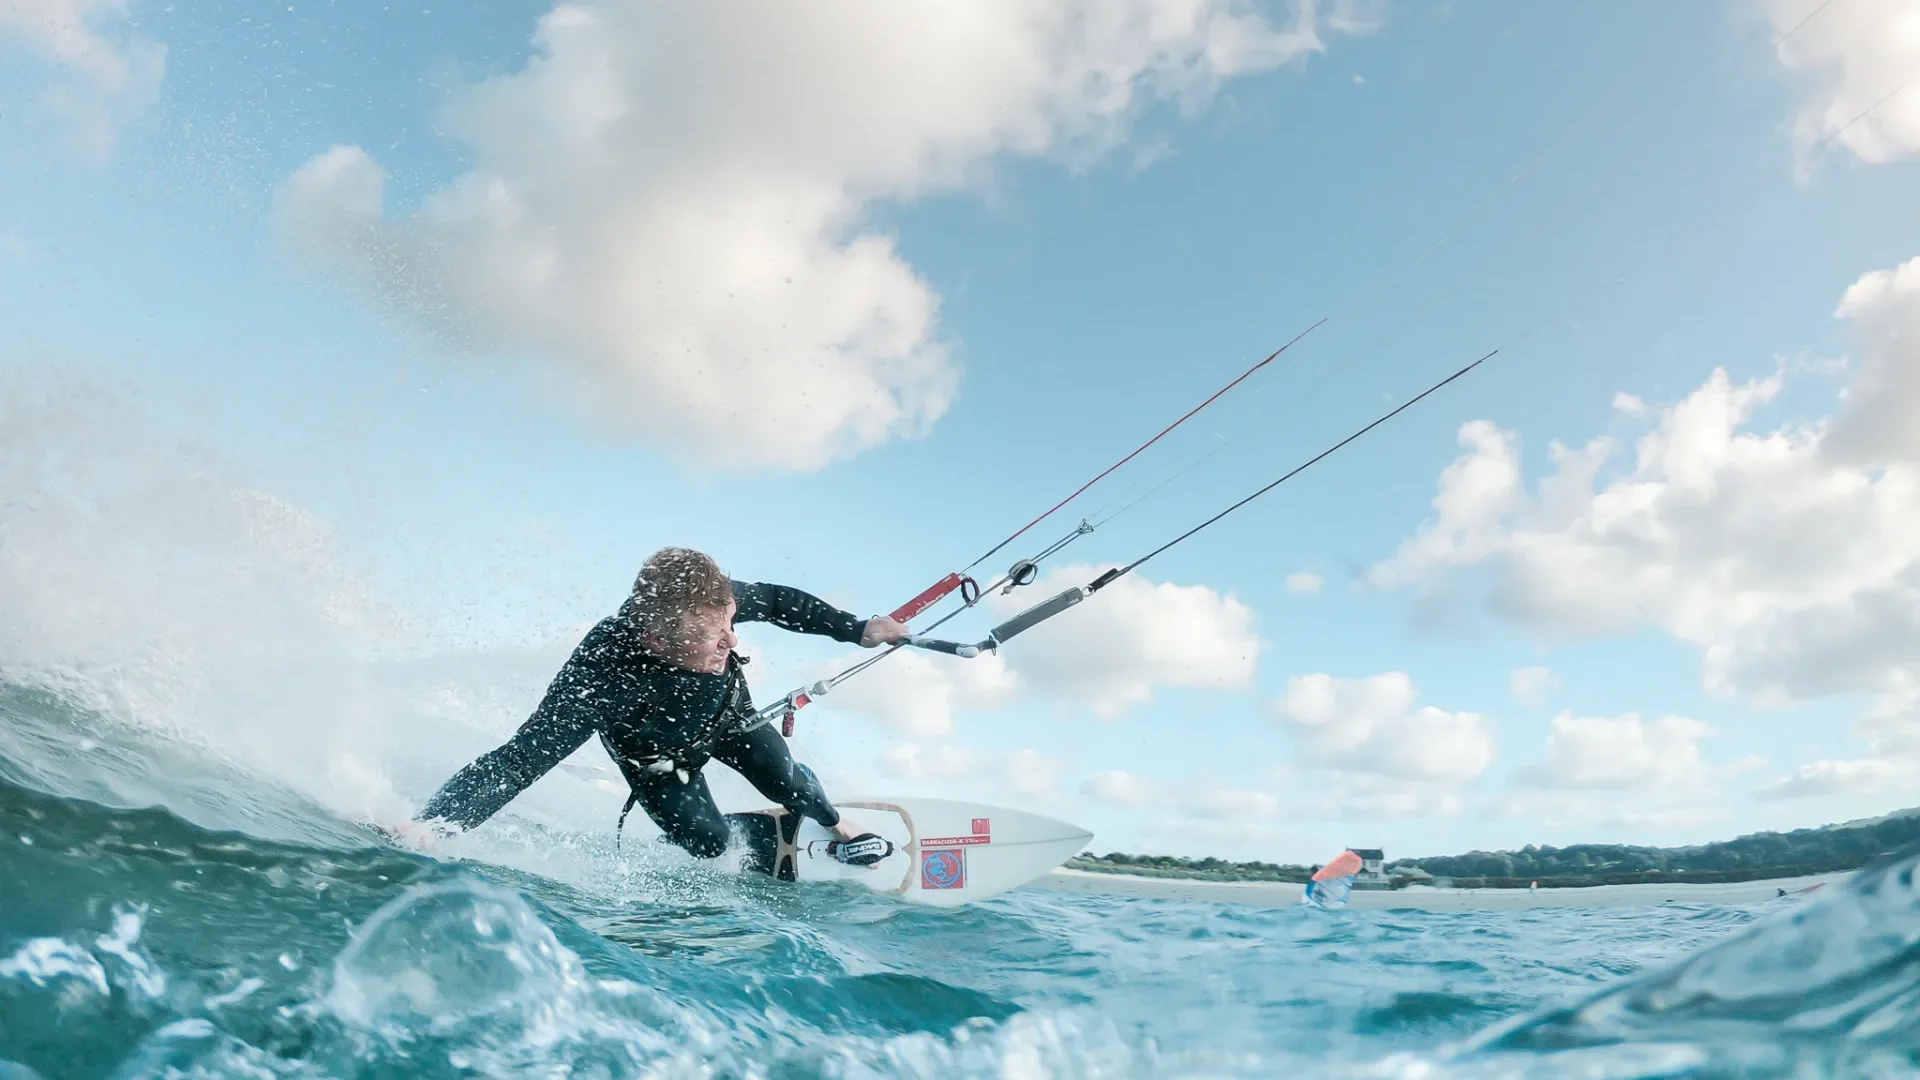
<box><xmin>826</xmin><ymin>833</ymin><xmax>894</xmax><ymax>867</ymax></box>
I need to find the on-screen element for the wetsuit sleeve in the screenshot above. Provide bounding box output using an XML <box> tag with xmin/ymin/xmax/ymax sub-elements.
<box><xmin>418</xmin><ymin>668</ymin><xmax>603</xmax><ymax>831</ymax></box>
<box><xmin>731</xmin><ymin>580</ymin><xmax>868</xmax><ymax>644</ymax></box>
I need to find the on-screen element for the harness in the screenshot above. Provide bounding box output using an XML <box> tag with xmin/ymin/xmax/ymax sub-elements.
<box><xmin>607</xmin><ymin>651</ymin><xmax>756</xmax><ymax>847</ymax></box>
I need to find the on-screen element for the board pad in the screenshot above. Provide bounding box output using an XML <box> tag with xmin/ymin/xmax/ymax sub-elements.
<box><xmin>738</xmin><ymin>796</ymin><xmax>1092</xmax><ymax>908</ymax></box>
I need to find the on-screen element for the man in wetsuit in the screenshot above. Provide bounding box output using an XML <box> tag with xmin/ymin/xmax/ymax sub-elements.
<box><xmin>404</xmin><ymin>547</ymin><xmax>909</xmax><ymax>866</ymax></box>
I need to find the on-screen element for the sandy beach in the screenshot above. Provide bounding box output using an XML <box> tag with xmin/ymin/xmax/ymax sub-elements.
<box><xmin>1030</xmin><ymin>867</ymin><xmax>1851</xmax><ymax>910</ymax></box>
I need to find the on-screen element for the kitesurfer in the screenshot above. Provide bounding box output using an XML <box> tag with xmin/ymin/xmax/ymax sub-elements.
<box><xmin>400</xmin><ymin>547</ymin><xmax>908</xmax><ymax>867</ymax></box>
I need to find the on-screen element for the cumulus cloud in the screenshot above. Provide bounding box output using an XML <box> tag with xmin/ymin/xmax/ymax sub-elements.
<box><xmin>1825</xmin><ymin>258</ymin><xmax>1920</xmax><ymax>463</ymax></box>
<box><xmin>1273</xmin><ymin>672</ymin><xmax>1496</xmax><ymax>783</ymax></box>
<box><xmin>1765</xmin><ymin>0</ymin><xmax>1920</xmax><ymax>168</ymax></box>
<box><xmin>877</xmin><ymin>741</ymin><xmax>1063</xmax><ymax>798</ymax></box>
<box><xmin>994</xmin><ymin>564</ymin><xmax>1261</xmax><ymax>716</ymax></box>
<box><xmin>1333</xmin><ymin>782</ymin><xmax>1463</xmax><ymax>821</ymax></box>
<box><xmin>1483</xmin><ymin>790</ymin><xmax>1737</xmax><ymax>835</ymax></box>
<box><xmin>878</xmin><ymin>742</ymin><xmax>985</xmax><ymax>784</ymax></box>
<box><xmin>1285</xmin><ymin>571</ymin><xmax>1324</xmax><ymax>594</ymax></box>
<box><xmin>1006</xmin><ymin>747</ymin><xmax>1062</xmax><ymax>798</ymax></box>
<box><xmin>1083</xmin><ymin>769</ymin><xmax>1161</xmax><ymax>808</ymax></box>
<box><xmin>274</xmin><ymin>0</ymin><xmax>1361</xmax><ymax>472</ymax></box>
<box><xmin>1164</xmin><ymin>769</ymin><xmax>1461</xmax><ymax>824</ymax></box>
<box><xmin>1184</xmin><ymin>787</ymin><xmax>1281</xmax><ymax>819</ymax></box>
<box><xmin>1755</xmin><ymin>756</ymin><xmax>1915</xmax><ymax>800</ymax></box>
<box><xmin>0</xmin><ymin>0</ymin><xmax>165</xmax><ymax>159</ymax></box>
<box><xmin>822</xmin><ymin>563</ymin><xmax>1260</xmax><ymax>731</ymax></box>
<box><xmin>1373</xmin><ymin>256</ymin><xmax>1920</xmax><ymax>748</ymax></box>
<box><xmin>1512</xmin><ymin>712</ymin><xmax>1714</xmax><ymax>792</ymax></box>
<box><xmin>810</xmin><ymin>646</ymin><xmax>1019</xmax><ymax>738</ymax></box>
<box><xmin>1085</xmin><ymin>763</ymin><xmax>1462</xmax><ymax>824</ymax></box>
<box><xmin>1276</xmin><ymin>765</ymin><xmax>1468</xmax><ymax>821</ymax></box>
<box><xmin>1324</xmin><ymin>0</ymin><xmax>1388</xmax><ymax>36</ymax></box>
<box><xmin>1508</xmin><ymin>665</ymin><xmax>1559</xmax><ymax>708</ymax></box>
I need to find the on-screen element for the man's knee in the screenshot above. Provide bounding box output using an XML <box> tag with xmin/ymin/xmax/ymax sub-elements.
<box><xmin>767</xmin><ymin>762</ymin><xmax>812</xmax><ymax>804</ymax></box>
<box><xmin>670</xmin><ymin>818</ymin><xmax>730</xmax><ymax>860</ymax></box>
<box><xmin>788</xmin><ymin>764</ymin><xmax>838</xmax><ymax>825</ymax></box>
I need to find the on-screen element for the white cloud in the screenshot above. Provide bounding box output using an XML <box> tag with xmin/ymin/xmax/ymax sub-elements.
<box><xmin>1293</xmin><ymin>768</ymin><xmax>1467</xmax><ymax>821</ymax></box>
<box><xmin>1335</xmin><ymin>784</ymin><xmax>1462</xmax><ymax>821</ymax></box>
<box><xmin>1325</xmin><ymin>0</ymin><xmax>1387</xmax><ymax>36</ymax></box>
<box><xmin>1285</xmin><ymin>570</ymin><xmax>1324</xmax><ymax>594</ymax></box>
<box><xmin>825</xmin><ymin>563</ymin><xmax>1260</xmax><ymax>732</ymax></box>
<box><xmin>1755</xmin><ymin>756</ymin><xmax>1916</xmax><ymax>800</ymax></box>
<box><xmin>877</xmin><ymin>741</ymin><xmax>1062</xmax><ymax>798</ymax></box>
<box><xmin>1120</xmin><ymin>816</ymin><xmax>1302</xmax><ymax>862</ymax></box>
<box><xmin>1508</xmin><ymin>665</ymin><xmax>1559</xmax><ymax>708</ymax></box>
<box><xmin>1826</xmin><ymin>258</ymin><xmax>1920</xmax><ymax>463</ymax></box>
<box><xmin>1485</xmin><ymin>724</ymin><xmax>1762</xmax><ymax>835</ymax></box>
<box><xmin>1765</xmin><ymin>0</ymin><xmax>1920</xmax><ymax>168</ymax></box>
<box><xmin>1274</xmin><ymin>672</ymin><xmax>1496</xmax><ymax>783</ymax></box>
<box><xmin>1082</xmin><ymin>769</ymin><xmax>1160</xmax><ymax>808</ymax></box>
<box><xmin>811</xmin><ymin>646</ymin><xmax>1019</xmax><ymax>738</ymax></box>
<box><xmin>274</xmin><ymin>0</ymin><xmax>1361</xmax><ymax>472</ymax></box>
<box><xmin>1083</xmin><ymin>763</ymin><xmax>1462</xmax><ymax>826</ymax></box>
<box><xmin>1006</xmin><ymin>747</ymin><xmax>1061</xmax><ymax>798</ymax></box>
<box><xmin>1514</xmin><ymin>712</ymin><xmax>1713</xmax><ymax>792</ymax></box>
<box><xmin>1184</xmin><ymin>787</ymin><xmax>1281</xmax><ymax>819</ymax></box>
<box><xmin>994</xmin><ymin>564</ymin><xmax>1261</xmax><ymax>717</ymax></box>
<box><xmin>1373</xmin><ymin>256</ymin><xmax>1920</xmax><ymax>749</ymax></box>
<box><xmin>1085</xmin><ymin>763</ymin><xmax>1463</xmax><ymax>825</ymax></box>
<box><xmin>0</xmin><ymin>231</ymin><xmax>27</xmax><ymax>262</ymax></box>
<box><xmin>878</xmin><ymin>742</ymin><xmax>985</xmax><ymax>783</ymax></box>
<box><xmin>0</xmin><ymin>0</ymin><xmax>165</xmax><ymax>159</ymax></box>
<box><xmin>1482</xmin><ymin>790</ymin><xmax>1737</xmax><ymax>835</ymax></box>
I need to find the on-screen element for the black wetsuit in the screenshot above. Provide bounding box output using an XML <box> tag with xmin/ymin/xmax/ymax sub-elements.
<box><xmin>419</xmin><ymin>580</ymin><xmax>868</xmax><ymax>858</ymax></box>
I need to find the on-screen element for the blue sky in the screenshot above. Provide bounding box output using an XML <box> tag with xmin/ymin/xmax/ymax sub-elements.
<box><xmin>5</xmin><ymin>0</ymin><xmax>1920</xmax><ymax>864</ymax></box>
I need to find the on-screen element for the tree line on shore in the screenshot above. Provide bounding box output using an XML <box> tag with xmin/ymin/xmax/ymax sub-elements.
<box><xmin>1065</xmin><ymin>808</ymin><xmax>1920</xmax><ymax>889</ymax></box>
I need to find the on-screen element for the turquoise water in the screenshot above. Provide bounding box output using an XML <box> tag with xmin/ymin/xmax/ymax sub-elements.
<box><xmin>3</xmin><ymin>681</ymin><xmax>1917</xmax><ymax>1079</ymax></box>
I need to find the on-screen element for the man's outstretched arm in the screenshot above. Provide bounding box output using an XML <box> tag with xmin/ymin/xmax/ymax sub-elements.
<box><xmin>731</xmin><ymin>580</ymin><xmax>870</xmax><ymax>642</ymax></box>
<box><xmin>418</xmin><ymin>670</ymin><xmax>602</xmax><ymax>831</ymax></box>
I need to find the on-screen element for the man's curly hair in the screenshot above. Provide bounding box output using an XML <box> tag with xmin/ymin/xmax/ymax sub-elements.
<box><xmin>628</xmin><ymin>547</ymin><xmax>732</xmax><ymax>638</ymax></box>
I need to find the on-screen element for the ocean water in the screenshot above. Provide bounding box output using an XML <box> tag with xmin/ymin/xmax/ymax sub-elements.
<box><xmin>5</xmin><ymin>681</ymin><xmax>1920</xmax><ymax>1079</ymax></box>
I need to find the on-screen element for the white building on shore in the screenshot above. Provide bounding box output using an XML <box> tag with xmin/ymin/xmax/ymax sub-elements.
<box><xmin>1350</xmin><ymin>847</ymin><xmax>1390</xmax><ymax>889</ymax></box>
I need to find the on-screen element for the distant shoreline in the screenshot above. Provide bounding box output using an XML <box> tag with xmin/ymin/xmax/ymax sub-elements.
<box><xmin>1033</xmin><ymin>867</ymin><xmax>1847</xmax><ymax>910</ymax></box>
<box><xmin>1062</xmin><ymin>807</ymin><xmax>1920</xmax><ymax>895</ymax></box>
<box><xmin>1062</xmin><ymin>858</ymin><xmax>1864</xmax><ymax>891</ymax></box>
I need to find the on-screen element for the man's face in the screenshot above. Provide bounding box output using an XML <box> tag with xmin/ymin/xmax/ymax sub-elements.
<box><xmin>660</xmin><ymin>600</ymin><xmax>738</xmax><ymax>674</ymax></box>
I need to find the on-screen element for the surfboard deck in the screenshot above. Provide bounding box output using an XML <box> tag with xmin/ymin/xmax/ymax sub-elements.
<box><xmin>731</xmin><ymin>796</ymin><xmax>1092</xmax><ymax>908</ymax></box>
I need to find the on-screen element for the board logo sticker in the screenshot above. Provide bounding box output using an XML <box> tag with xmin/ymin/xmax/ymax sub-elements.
<box><xmin>923</xmin><ymin>817</ymin><xmax>993</xmax><ymax>849</ymax></box>
<box><xmin>921</xmin><ymin>834</ymin><xmax>990</xmax><ymax>848</ymax></box>
<box><xmin>921</xmin><ymin>848</ymin><xmax>966</xmax><ymax>890</ymax></box>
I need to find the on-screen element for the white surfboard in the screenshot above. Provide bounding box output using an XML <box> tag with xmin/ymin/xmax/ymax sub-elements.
<box><xmin>737</xmin><ymin>796</ymin><xmax>1092</xmax><ymax>908</ymax></box>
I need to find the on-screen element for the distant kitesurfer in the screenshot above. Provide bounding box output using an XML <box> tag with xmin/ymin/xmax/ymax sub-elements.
<box><xmin>398</xmin><ymin>547</ymin><xmax>909</xmax><ymax>868</ymax></box>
